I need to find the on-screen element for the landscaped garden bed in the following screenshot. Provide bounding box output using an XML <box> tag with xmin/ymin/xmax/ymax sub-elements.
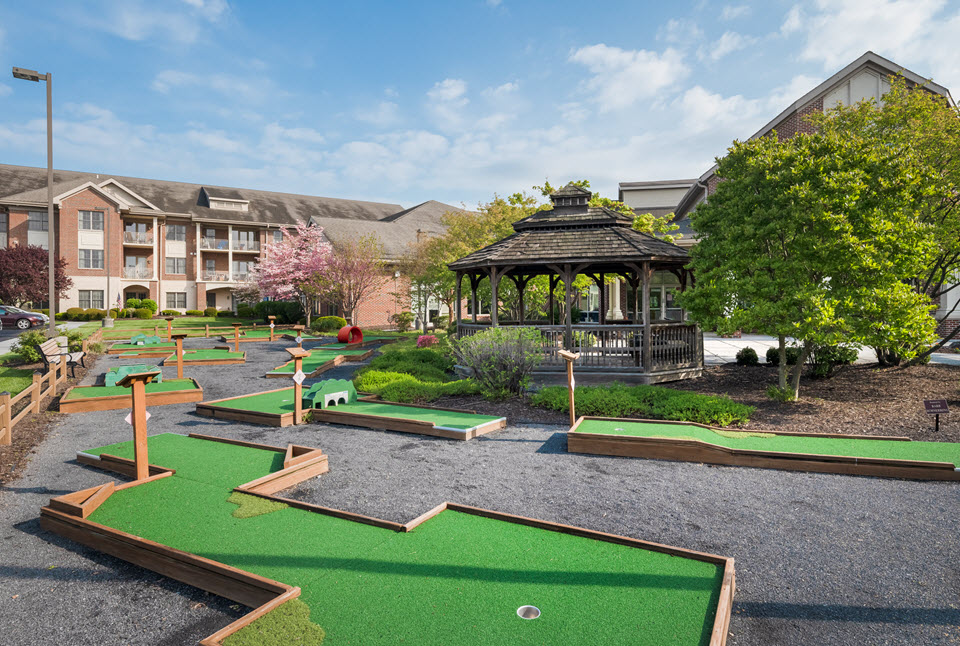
<box><xmin>568</xmin><ymin>417</ymin><xmax>960</xmax><ymax>480</ymax></box>
<box><xmin>44</xmin><ymin>432</ymin><xmax>735</xmax><ymax>646</ymax></box>
<box><xmin>60</xmin><ymin>378</ymin><xmax>203</xmax><ymax>413</ymax></box>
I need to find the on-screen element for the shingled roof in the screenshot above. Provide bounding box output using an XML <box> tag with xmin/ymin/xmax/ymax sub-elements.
<box><xmin>448</xmin><ymin>188</ymin><xmax>688</xmax><ymax>272</ymax></box>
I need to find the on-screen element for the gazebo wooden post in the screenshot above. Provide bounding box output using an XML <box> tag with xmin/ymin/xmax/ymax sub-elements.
<box><xmin>548</xmin><ymin>274</ymin><xmax>557</xmax><ymax>324</ymax></box>
<box><xmin>171</xmin><ymin>333</ymin><xmax>188</xmax><ymax>379</ymax></box>
<box><xmin>469</xmin><ymin>274</ymin><xmax>481</xmax><ymax>324</ymax></box>
<box><xmin>563</xmin><ymin>264</ymin><xmax>573</xmax><ymax>349</ymax></box>
<box><xmin>599</xmin><ymin>273</ymin><xmax>606</xmax><ymax>325</ymax></box>
<box><xmin>489</xmin><ymin>267</ymin><xmax>500</xmax><ymax>327</ymax></box>
<box><xmin>454</xmin><ymin>272</ymin><xmax>462</xmax><ymax>335</ymax></box>
<box><xmin>641</xmin><ymin>261</ymin><xmax>652</xmax><ymax>373</ymax></box>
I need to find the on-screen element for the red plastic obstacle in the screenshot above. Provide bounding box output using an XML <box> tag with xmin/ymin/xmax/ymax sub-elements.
<box><xmin>337</xmin><ymin>325</ymin><xmax>363</xmax><ymax>344</ymax></box>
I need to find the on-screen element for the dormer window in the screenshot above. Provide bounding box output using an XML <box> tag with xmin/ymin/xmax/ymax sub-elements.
<box><xmin>210</xmin><ymin>198</ymin><xmax>249</xmax><ymax>212</ymax></box>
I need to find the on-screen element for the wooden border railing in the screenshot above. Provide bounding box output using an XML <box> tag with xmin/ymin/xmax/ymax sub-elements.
<box><xmin>100</xmin><ymin>322</ymin><xmax>301</xmax><ymax>340</ymax></box>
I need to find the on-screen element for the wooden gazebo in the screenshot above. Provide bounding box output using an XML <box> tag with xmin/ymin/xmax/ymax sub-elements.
<box><xmin>448</xmin><ymin>183</ymin><xmax>702</xmax><ymax>382</ymax></box>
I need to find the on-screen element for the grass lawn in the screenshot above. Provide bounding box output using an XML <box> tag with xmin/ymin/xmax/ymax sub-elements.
<box><xmin>574</xmin><ymin>419</ymin><xmax>960</xmax><ymax>467</ymax></box>
<box><xmin>0</xmin><ymin>367</ymin><xmax>33</xmax><ymax>395</ymax></box>
<box><xmin>86</xmin><ymin>433</ymin><xmax>726</xmax><ymax>646</ymax></box>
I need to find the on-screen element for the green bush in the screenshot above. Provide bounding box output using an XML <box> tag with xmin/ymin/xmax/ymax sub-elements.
<box><xmin>766</xmin><ymin>345</ymin><xmax>801</xmax><ymax>366</ymax></box>
<box><xmin>160</xmin><ymin>309</ymin><xmax>180</xmax><ymax>316</ymax></box>
<box><xmin>311</xmin><ymin>316</ymin><xmax>348</xmax><ymax>334</ymax></box>
<box><xmin>253</xmin><ymin>300</ymin><xmax>303</xmax><ymax>324</ymax></box>
<box><xmin>452</xmin><ymin>327</ymin><xmax>542</xmax><ymax>399</ymax></box>
<box><xmin>11</xmin><ymin>326</ymin><xmax>83</xmax><ymax>363</ymax></box>
<box><xmin>571</xmin><ymin>330</ymin><xmax>596</xmax><ymax>348</ymax></box>
<box><xmin>186</xmin><ymin>309</ymin><xmax>205</xmax><ymax>316</ymax></box>
<box><xmin>355</xmin><ymin>370</ymin><xmax>480</xmax><ymax>403</ymax></box>
<box><xmin>360</xmin><ymin>348</ymin><xmax>453</xmax><ymax>383</ymax></box>
<box><xmin>121</xmin><ymin>308</ymin><xmax>135</xmax><ymax>318</ymax></box>
<box><xmin>766</xmin><ymin>385</ymin><xmax>796</xmax><ymax>402</ymax></box>
<box><xmin>29</xmin><ymin>309</ymin><xmax>49</xmax><ymax>315</ymax></box>
<box><xmin>54</xmin><ymin>312</ymin><xmax>67</xmax><ymax>321</ymax></box>
<box><xmin>218</xmin><ymin>310</ymin><xmax>236</xmax><ymax>317</ymax></box>
<box><xmin>531</xmin><ymin>382</ymin><xmax>755</xmax><ymax>427</ymax></box>
<box><xmin>109</xmin><ymin>308</ymin><xmax>121</xmax><ymax>318</ymax></box>
<box><xmin>134</xmin><ymin>308</ymin><xmax>153</xmax><ymax>319</ymax></box>
<box><xmin>141</xmin><ymin>298</ymin><xmax>158</xmax><ymax>314</ymax></box>
<box><xmin>65</xmin><ymin>307</ymin><xmax>85</xmax><ymax>321</ymax></box>
<box><xmin>125</xmin><ymin>298</ymin><xmax>141</xmax><ymax>309</ymax></box>
<box><xmin>237</xmin><ymin>303</ymin><xmax>255</xmax><ymax>318</ymax></box>
<box><xmin>85</xmin><ymin>308</ymin><xmax>106</xmax><ymax>320</ymax></box>
<box><xmin>204</xmin><ymin>307</ymin><xmax>218</xmax><ymax>318</ymax></box>
<box><xmin>388</xmin><ymin>311</ymin><xmax>415</xmax><ymax>333</ymax></box>
<box><xmin>736</xmin><ymin>347</ymin><xmax>759</xmax><ymax>366</ymax></box>
<box><xmin>811</xmin><ymin>344</ymin><xmax>858</xmax><ymax>377</ymax></box>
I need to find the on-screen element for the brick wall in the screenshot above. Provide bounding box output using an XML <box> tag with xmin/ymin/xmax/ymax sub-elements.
<box><xmin>774</xmin><ymin>98</ymin><xmax>823</xmax><ymax>141</ymax></box>
<box><xmin>352</xmin><ymin>273</ymin><xmax>410</xmax><ymax>329</ymax></box>
<box><xmin>937</xmin><ymin>318</ymin><xmax>959</xmax><ymax>337</ymax></box>
<box><xmin>60</xmin><ymin>189</ymin><xmax>117</xmax><ymax>279</ymax></box>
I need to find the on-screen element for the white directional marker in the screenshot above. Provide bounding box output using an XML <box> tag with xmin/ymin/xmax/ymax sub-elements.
<box><xmin>269</xmin><ymin>322</ymin><xmax>275</xmax><ymax>329</ymax></box>
<box><xmin>125</xmin><ymin>410</ymin><xmax>151</xmax><ymax>425</ymax></box>
<box><xmin>293</xmin><ymin>370</ymin><xmax>306</xmax><ymax>385</ymax></box>
<box><xmin>295</xmin><ymin>336</ymin><xmax>303</xmax><ymax>344</ymax></box>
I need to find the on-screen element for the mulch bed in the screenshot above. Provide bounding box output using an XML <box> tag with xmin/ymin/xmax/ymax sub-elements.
<box><xmin>438</xmin><ymin>363</ymin><xmax>960</xmax><ymax>443</ymax></box>
<box><xmin>0</xmin><ymin>356</ymin><xmax>100</xmax><ymax>485</ymax></box>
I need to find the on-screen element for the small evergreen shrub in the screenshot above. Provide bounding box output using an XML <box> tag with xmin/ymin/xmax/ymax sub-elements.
<box><xmin>311</xmin><ymin>316</ymin><xmax>348</xmax><ymax>333</ymax></box>
<box><xmin>218</xmin><ymin>309</ymin><xmax>236</xmax><ymax>317</ymax></box>
<box><xmin>161</xmin><ymin>309</ymin><xmax>180</xmax><ymax>316</ymax></box>
<box><xmin>810</xmin><ymin>344</ymin><xmax>858</xmax><ymax>378</ymax></box>
<box><xmin>54</xmin><ymin>312</ymin><xmax>67</xmax><ymax>321</ymax></box>
<box><xmin>766</xmin><ymin>345</ymin><xmax>801</xmax><ymax>366</ymax></box>
<box><xmin>12</xmin><ymin>326</ymin><xmax>83</xmax><ymax>363</ymax></box>
<box><xmin>85</xmin><ymin>308</ymin><xmax>106</xmax><ymax>320</ymax></box>
<box><xmin>735</xmin><ymin>347</ymin><xmax>759</xmax><ymax>366</ymax></box>
<box><xmin>125</xmin><ymin>298</ymin><xmax>141</xmax><ymax>309</ymax></box>
<box><xmin>109</xmin><ymin>308</ymin><xmax>122</xmax><ymax>318</ymax></box>
<box><xmin>186</xmin><ymin>310</ymin><xmax>205</xmax><ymax>316</ymax></box>
<box><xmin>766</xmin><ymin>385</ymin><xmax>796</xmax><ymax>402</ymax></box>
<box><xmin>253</xmin><ymin>300</ymin><xmax>303</xmax><ymax>324</ymax></box>
<box><xmin>452</xmin><ymin>327</ymin><xmax>542</xmax><ymax>399</ymax></box>
<box><xmin>204</xmin><ymin>307</ymin><xmax>218</xmax><ymax>318</ymax></box>
<box><xmin>389</xmin><ymin>311</ymin><xmax>414</xmax><ymax>333</ymax></box>
<box><xmin>134</xmin><ymin>308</ymin><xmax>153</xmax><ymax>319</ymax></box>
<box><xmin>65</xmin><ymin>307</ymin><xmax>85</xmax><ymax>321</ymax></box>
<box><xmin>236</xmin><ymin>303</ymin><xmax>255</xmax><ymax>318</ymax></box>
<box><xmin>141</xmin><ymin>298</ymin><xmax>158</xmax><ymax>314</ymax></box>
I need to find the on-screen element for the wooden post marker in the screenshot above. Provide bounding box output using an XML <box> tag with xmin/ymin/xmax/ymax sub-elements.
<box><xmin>293</xmin><ymin>324</ymin><xmax>305</xmax><ymax>349</ymax></box>
<box><xmin>267</xmin><ymin>315</ymin><xmax>277</xmax><ymax>342</ymax></box>
<box><xmin>117</xmin><ymin>370</ymin><xmax>161</xmax><ymax>481</ymax></box>
<box><xmin>171</xmin><ymin>333</ymin><xmax>189</xmax><ymax>379</ymax></box>
<box><xmin>558</xmin><ymin>349</ymin><xmax>580</xmax><ymax>429</ymax></box>
<box><xmin>232</xmin><ymin>323</ymin><xmax>243</xmax><ymax>353</ymax></box>
<box><xmin>286</xmin><ymin>347</ymin><xmax>310</xmax><ymax>425</ymax></box>
<box><xmin>164</xmin><ymin>316</ymin><xmax>175</xmax><ymax>342</ymax></box>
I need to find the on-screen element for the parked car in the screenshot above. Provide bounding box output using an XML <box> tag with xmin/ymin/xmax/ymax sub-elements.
<box><xmin>0</xmin><ymin>306</ymin><xmax>45</xmax><ymax>330</ymax></box>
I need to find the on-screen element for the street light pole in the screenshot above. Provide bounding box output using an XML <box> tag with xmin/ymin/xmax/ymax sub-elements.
<box><xmin>12</xmin><ymin>67</ymin><xmax>57</xmax><ymax>336</ymax></box>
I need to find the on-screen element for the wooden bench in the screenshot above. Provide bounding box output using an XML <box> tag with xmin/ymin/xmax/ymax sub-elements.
<box><xmin>39</xmin><ymin>338</ymin><xmax>85</xmax><ymax>378</ymax></box>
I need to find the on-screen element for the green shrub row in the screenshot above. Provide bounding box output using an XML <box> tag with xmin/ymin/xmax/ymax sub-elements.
<box><xmin>531</xmin><ymin>382</ymin><xmax>755</xmax><ymax>427</ymax></box>
<box><xmin>125</xmin><ymin>298</ymin><xmax>157</xmax><ymax>313</ymax></box>
<box><xmin>354</xmin><ymin>370</ymin><xmax>479</xmax><ymax>403</ymax></box>
<box><xmin>253</xmin><ymin>300</ymin><xmax>303</xmax><ymax>324</ymax></box>
<box><xmin>310</xmin><ymin>316</ymin><xmax>348</xmax><ymax>334</ymax></box>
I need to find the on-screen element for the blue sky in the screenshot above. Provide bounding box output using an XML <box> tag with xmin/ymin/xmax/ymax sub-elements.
<box><xmin>1</xmin><ymin>0</ymin><xmax>958</xmax><ymax>208</ymax></box>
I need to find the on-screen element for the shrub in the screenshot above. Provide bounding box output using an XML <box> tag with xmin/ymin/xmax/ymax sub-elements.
<box><xmin>417</xmin><ymin>334</ymin><xmax>439</xmax><ymax>348</ymax></box>
<box><xmin>160</xmin><ymin>309</ymin><xmax>180</xmax><ymax>316</ymax></box>
<box><xmin>766</xmin><ymin>345</ymin><xmax>801</xmax><ymax>366</ymax></box>
<box><xmin>109</xmin><ymin>308</ymin><xmax>121</xmax><ymax>319</ymax></box>
<box><xmin>65</xmin><ymin>307</ymin><xmax>85</xmax><ymax>321</ymax></box>
<box><xmin>186</xmin><ymin>309</ymin><xmax>205</xmax><ymax>316</ymax></box>
<box><xmin>389</xmin><ymin>311</ymin><xmax>414</xmax><ymax>333</ymax></box>
<box><xmin>766</xmin><ymin>385</ymin><xmax>796</xmax><ymax>402</ymax></box>
<box><xmin>531</xmin><ymin>382</ymin><xmax>755</xmax><ymax>427</ymax></box>
<box><xmin>125</xmin><ymin>298</ymin><xmax>141</xmax><ymax>309</ymax></box>
<box><xmin>87</xmin><ymin>342</ymin><xmax>104</xmax><ymax>353</ymax></box>
<box><xmin>12</xmin><ymin>326</ymin><xmax>83</xmax><ymax>363</ymax></box>
<box><xmin>236</xmin><ymin>303</ymin><xmax>255</xmax><ymax>318</ymax></box>
<box><xmin>54</xmin><ymin>312</ymin><xmax>67</xmax><ymax>321</ymax></box>
<box><xmin>452</xmin><ymin>327</ymin><xmax>542</xmax><ymax>399</ymax></box>
<box><xmin>121</xmin><ymin>308</ymin><xmax>135</xmax><ymax>318</ymax></box>
<box><xmin>204</xmin><ymin>307</ymin><xmax>218</xmax><ymax>318</ymax></box>
<box><xmin>253</xmin><ymin>300</ymin><xmax>303</xmax><ymax>324</ymax></box>
<box><xmin>134</xmin><ymin>308</ymin><xmax>153</xmax><ymax>319</ymax></box>
<box><xmin>218</xmin><ymin>309</ymin><xmax>236</xmax><ymax>317</ymax></box>
<box><xmin>140</xmin><ymin>298</ymin><xmax>158</xmax><ymax>314</ymax></box>
<box><xmin>735</xmin><ymin>347</ymin><xmax>759</xmax><ymax>366</ymax></box>
<box><xmin>360</xmin><ymin>348</ymin><xmax>453</xmax><ymax>383</ymax></box>
<box><xmin>85</xmin><ymin>308</ymin><xmax>106</xmax><ymax>321</ymax></box>
<box><xmin>354</xmin><ymin>370</ymin><xmax>480</xmax><ymax>403</ymax></box>
<box><xmin>571</xmin><ymin>330</ymin><xmax>596</xmax><ymax>348</ymax></box>
<box><xmin>311</xmin><ymin>316</ymin><xmax>348</xmax><ymax>334</ymax></box>
<box><xmin>810</xmin><ymin>344</ymin><xmax>858</xmax><ymax>378</ymax></box>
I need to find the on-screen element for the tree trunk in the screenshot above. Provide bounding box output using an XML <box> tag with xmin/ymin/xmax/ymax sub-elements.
<box><xmin>778</xmin><ymin>335</ymin><xmax>787</xmax><ymax>390</ymax></box>
<box><xmin>788</xmin><ymin>343</ymin><xmax>813</xmax><ymax>400</ymax></box>
<box><xmin>874</xmin><ymin>347</ymin><xmax>902</xmax><ymax>367</ymax></box>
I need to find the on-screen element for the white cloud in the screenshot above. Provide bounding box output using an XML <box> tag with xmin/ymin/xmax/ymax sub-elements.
<box><xmin>569</xmin><ymin>44</ymin><xmax>689</xmax><ymax>111</ymax></box>
<box><xmin>427</xmin><ymin>78</ymin><xmax>468</xmax><ymax>102</ymax></box>
<box><xmin>356</xmin><ymin>101</ymin><xmax>400</xmax><ymax>127</ymax></box>
<box><xmin>179</xmin><ymin>0</ymin><xmax>229</xmax><ymax>20</ymax></box>
<box><xmin>720</xmin><ymin>5</ymin><xmax>750</xmax><ymax>20</ymax></box>
<box><xmin>151</xmin><ymin>69</ymin><xmax>282</xmax><ymax>104</ymax></box>
<box><xmin>677</xmin><ymin>86</ymin><xmax>765</xmax><ymax>134</ymax></box>
<box><xmin>426</xmin><ymin>79</ymin><xmax>469</xmax><ymax>130</ymax></box>
<box><xmin>486</xmin><ymin>0</ymin><xmax>502</xmax><ymax>7</ymax></box>
<box><xmin>792</xmin><ymin>0</ymin><xmax>960</xmax><ymax>89</ymax></box>
<box><xmin>699</xmin><ymin>31</ymin><xmax>756</xmax><ymax>62</ymax></box>
<box><xmin>82</xmin><ymin>0</ymin><xmax>229</xmax><ymax>45</ymax></box>
<box><xmin>0</xmin><ymin>83</ymin><xmax>11</xmax><ymax>98</ymax></box>
<box><xmin>187</xmin><ymin>129</ymin><xmax>243</xmax><ymax>154</ymax></box>
<box><xmin>657</xmin><ymin>18</ymin><xmax>703</xmax><ymax>45</ymax></box>
<box><xmin>559</xmin><ymin>102</ymin><xmax>589</xmax><ymax>124</ymax></box>
<box><xmin>483</xmin><ymin>81</ymin><xmax>519</xmax><ymax>98</ymax></box>
<box><xmin>781</xmin><ymin>6</ymin><xmax>803</xmax><ymax>34</ymax></box>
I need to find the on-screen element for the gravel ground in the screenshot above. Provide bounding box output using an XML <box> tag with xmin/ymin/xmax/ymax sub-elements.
<box><xmin>0</xmin><ymin>337</ymin><xmax>958</xmax><ymax>645</ymax></box>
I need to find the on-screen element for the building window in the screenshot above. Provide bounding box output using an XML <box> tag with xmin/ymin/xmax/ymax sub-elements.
<box><xmin>165</xmin><ymin>257</ymin><xmax>186</xmax><ymax>274</ymax></box>
<box><xmin>79</xmin><ymin>290</ymin><xmax>104</xmax><ymax>309</ymax></box>
<box><xmin>205</xmin><ymin>259</ymin><xmax>216</xmax><ymax>272</ymax></box>
<box><xmin>79</xmin><ymin>211</ymin><xmax>104</xmax><ymax>231</ymax></box>
<box><xmin>166</xmin><ymin>292</ymin><xmax>187</xmax><ymax>309</ymax></box>
<box><xmin>232</xmin><ymin>260</ymin><xmax>252</xmax><ymax>279</ymax></box>
<box><xmin>0</xmin><ymin>213</ymin><xmax>7</xmax><ymax>248</ymax></box>
<box><xmin>28</xmin><ymin>211</ymin><xmax>48</xmax><ymax>231</ymax></box>
<box><xmin>79</xmin><ymin>249</ymin><xmax>104</xmax><ymax>269</ymax></box>
<box><xmin>272</xmin><ymin>230</ymin><xmax>283</xmax><ymax>243</ymax></box>
<box><xmin>166</xmin><ymin>224</ymin><xmax>186</xmax><ymax>241</ymax></box>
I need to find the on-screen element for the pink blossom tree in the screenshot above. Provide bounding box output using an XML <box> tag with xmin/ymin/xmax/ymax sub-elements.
<box><xmin>321</xmin><ymin>234</ymin><xmax>386</xmax><ymax>325</ymax></box>
<box><xmin>246</xmin><ymin>223</ymin><xmax>332</xmax><ymax>326</ymax></box>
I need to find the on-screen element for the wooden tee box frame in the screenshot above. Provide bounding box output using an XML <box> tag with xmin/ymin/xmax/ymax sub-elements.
<box><xmin>567</xmin><ymin>416</ymin><xmax>960</xmax><ymax>481</ymax></box>
<box><xmin>164</xmin><ymin>350</ymin><xmax>247</xmax><ymax>366</ymax></box>
<box><xmin>59</xmin><ymin>379</ymin><xmax>204</xmax><ymax>414</ymax></box>
<box><xmin>196</xmin><ymin>387</ymin><xmax>298</xmax><ymax>427</ymax></box>
<box><xmin>265</xmin><ymin>349</ymin><xmax>373</xmax><ymax>379</ymax></box>
<box><xmin>42</xmin><ymin>433</ymin><xmax>734</xmax><ymax>646</ymax></box>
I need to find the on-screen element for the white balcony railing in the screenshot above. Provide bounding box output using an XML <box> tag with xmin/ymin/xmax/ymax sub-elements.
<box><xmin>201</xmin><ymin>237</ymin><xmax>229</xmax><ymax>251</ymax></box>
<box><xmin>203</xmin><ymin>270</ymin><xmax>231</xmax><ymax>281</ymax></box>
<box><xmin>232</xmin><ymin>240</ymin><xmax>260</xmax><ymax>252</ymax></box>
<box><xmin>123</xmin><ymin>266</ymin><xmax>151</xmax><ymax>279</ymax></box>
<box><xmin>123</xmin><ymin>231</ymin><xmax>153</xmax><ymax>245</ymax></box>
<box><xmin>233</xmin><ymin>272</ymin><xmax>249</xmax><ymax>282</ymax></box>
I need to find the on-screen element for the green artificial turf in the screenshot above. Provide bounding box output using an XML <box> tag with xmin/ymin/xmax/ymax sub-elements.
<box><xmin>63</xmin><ymin>378</ymin><xmax>198</xmax><ymax>401</ymax></box>
<box><xmin>87</xmin><ymin>433</ymin><xmax>724</xmax><ymax>646</ymax></box>
<box><xmin>327</xmin><ymin>401</ymin><xmax>503</xmax><ymax>431</ymax></box>
<box><xmin>224</xmin><ymin>598</ymin><xmax>325</xmax><ymax>646</ymax></box>
<box><xmin>228</xmin><ymin>492</ymin><xmax>289</xmax><ymax>519</ymax></box>
<box><xmin>269</xmin><ymin>350</ymin><xmax>371</xmax><ymax>375</ymax></box>
<box><xmin>212</xmin><ymin>388</ymin><xmax>298</xmax><ymax>414</ymax></box>
<box><xmin>574</xmin><ymin>419</ymin><xmax>960</xmax><ymax>467</ymax></box>
<box><xmin>112</xmin><ymin>342</ymin><xmax>177</xmax><ymax>350</ymax></box>
<box><xmin>179</xmin><ymin>349</ymin><xmax>245</xmax><ymax>361</ymax></box>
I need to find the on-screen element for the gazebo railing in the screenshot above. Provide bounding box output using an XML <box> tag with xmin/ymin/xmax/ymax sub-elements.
<box><xmin>457</xmin><ymin>321</ymin><xmax>702</xmax><ymax>373</ymax></box>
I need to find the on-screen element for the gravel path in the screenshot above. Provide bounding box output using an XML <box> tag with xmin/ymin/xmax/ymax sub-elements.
<box><xmin>0</xmin><ymin>337</ymin><xmax>957</xmax><ymax>645</ymax></box>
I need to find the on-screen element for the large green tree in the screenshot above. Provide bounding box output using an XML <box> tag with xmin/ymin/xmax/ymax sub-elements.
<box><xmin>680</xmin><ymin>129</ymin><xmax>937</xmax><ymax>400</ymax></box>
<box><xmin>807</xmin><ymin>76</ymin><xmax>960</xmax><ymax>363</ymax></box>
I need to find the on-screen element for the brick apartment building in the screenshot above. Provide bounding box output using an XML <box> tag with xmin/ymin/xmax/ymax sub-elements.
<box><xmin>0</xmin><ymin>164</ymin><xmax>465</xmax><ymax>328</ymax></box>
<box><xmin>619</xmin><ymin>51</ymin><xmax>959</xmax><ymax>335</ymax></box>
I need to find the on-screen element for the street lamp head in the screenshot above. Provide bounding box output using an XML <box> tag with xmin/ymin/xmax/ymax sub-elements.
<box><xmin>12</xmin><ymin>67</ymin><xmax>44</xmax><ymax>82</ymax></box>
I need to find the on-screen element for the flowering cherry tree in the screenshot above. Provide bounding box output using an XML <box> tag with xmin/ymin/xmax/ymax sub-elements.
<box><xmin>246</xmin><ymin>223</ymin><xmax>332</xmax><ymax>326</ymax></box>
<box><xmin>321</xmin><ymin>234</ymin><xmax>385</xmax><ymax>325</ymax></box>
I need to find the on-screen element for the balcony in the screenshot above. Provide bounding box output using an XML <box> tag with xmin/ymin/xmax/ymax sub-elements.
<box><xmin>232</xmin><ymin>240</ymin><xmax>260</xmax><ymax>253</ymax></box>
<box><xmin>123</xmin><ymin>266</ymin><xmax>151</xmax><ymax>279</ymax></box>
<box><xmin>123</xmin><ymin>231</ymin><xmax>153</xmax><ymax>246</ymax></box>
<box><xmin>233</xmin><ymin>272</ymin><xmax>250</xmax><ymax>282</ymax></box>
<box><xmin>201</xmin><ymin>237</ymin><xmax>229</xmax><ymax>251</ymax></box>
<box><xmin>203</xmin><ymin>270</ymin><xmax>231</xmax><ymax>282</ymax></box>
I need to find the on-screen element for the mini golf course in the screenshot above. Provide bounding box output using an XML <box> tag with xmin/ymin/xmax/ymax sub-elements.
<box><xmin>197</xmin><ymin>385</ymin><xmax>506</xmax><ymax>439</ymax></box>
<box><xmin>266</xmin><ymin>348</ymin><xmax>372</xmax><ymax>378</ymax></box>
<box><xmin>216</xmin><ymin>329</ymin><xmax>305</xmax><ymax>343</ymax></box>
<box><xmin>164</xmin><ymin>348</ymin><xmax>246</xmax><ymax>366</ymax></box>
<box><xmin>568</xmin><ymin>417</ymin><xmax>960</xmax><ymax>480</ymax></box>
<box><xmin>307</xmin><ymin>335</ymin><xmax>401</xmax><ymax>350</ymax></box>
<box><xmin>104</xmin><ymin>364</ymin><xmax>163</xmax><ymax>387</ymax></box>
<box><xmin>60</xmin><ymin>378</ymin><xmax>204</xmax><ymax>414</ymax></box>
<box><xmin>42</xmin><ymin>433</ymin><xmax>735</xmax><ymax>645</ymax></box>
<box><xmin>108</xmin><ymin>341</ymin><xmax>177</xmax><ymax>356</ymax></box>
